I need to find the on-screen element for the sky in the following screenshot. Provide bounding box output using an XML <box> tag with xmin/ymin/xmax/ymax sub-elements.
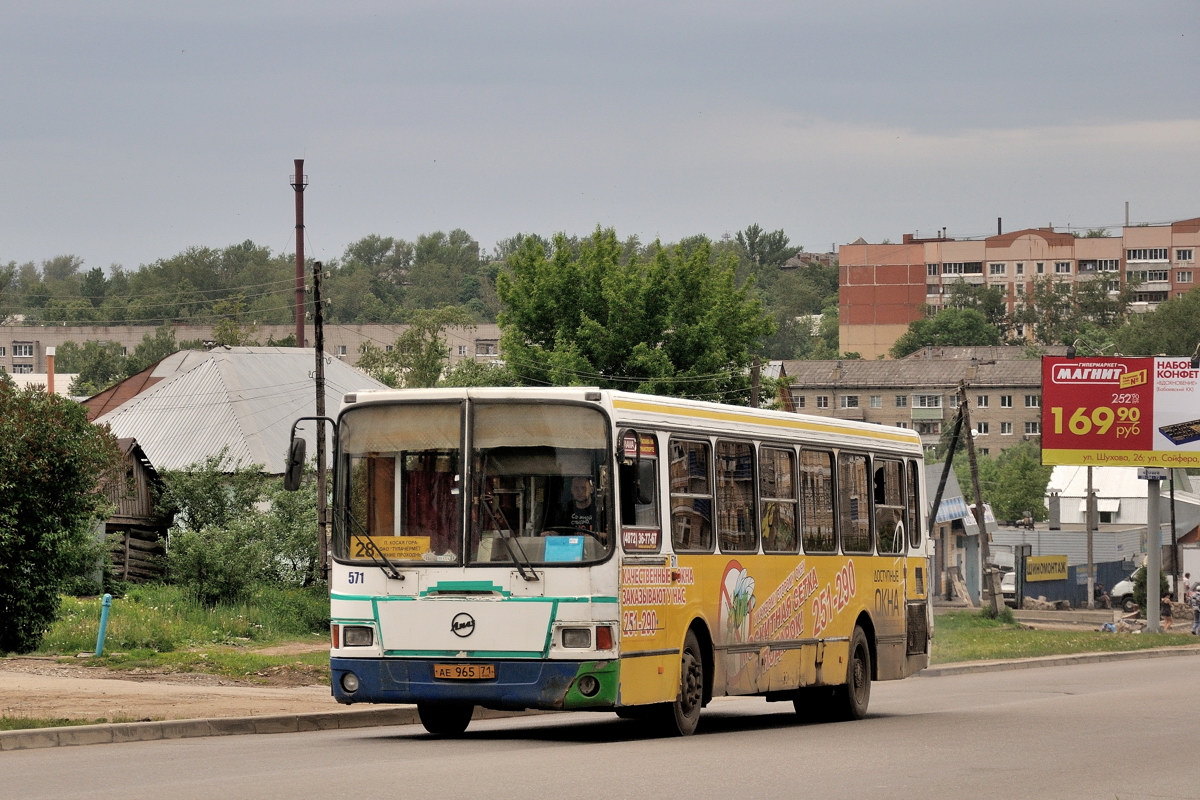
<box><xmin>4</xmin><ymin>1</ymin><xmax>1199</xmax><ymax>272</ymax></box>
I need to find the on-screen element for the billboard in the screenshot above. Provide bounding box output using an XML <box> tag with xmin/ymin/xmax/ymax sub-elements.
<box><xmin>1041</xmin><ymin>356</ymin><xmax>1200</xmax><ymax>467</ymax></box>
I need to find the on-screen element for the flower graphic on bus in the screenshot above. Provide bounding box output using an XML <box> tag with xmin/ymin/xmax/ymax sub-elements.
<box><xmin>720</xmin><ymin>561</ymin><xmax>755</xmax><ymax>643</ymax></box>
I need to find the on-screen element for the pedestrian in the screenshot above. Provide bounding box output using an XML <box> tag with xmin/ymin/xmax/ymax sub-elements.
<box><xmin>1160</xmin><ymin>592</ymin><xmax>1174</xmax><ymax>632</ymax></box>
<box><xmin>1190</xmin><ymin>581</ymin><xmax>1200</xmax><ymax>636</ymax></box>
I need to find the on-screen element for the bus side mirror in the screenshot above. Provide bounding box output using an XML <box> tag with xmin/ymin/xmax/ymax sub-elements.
<box><xmin>283</xmin><ymin>437</ymin><xmax>306</xmax><ymax>491</ymax></box>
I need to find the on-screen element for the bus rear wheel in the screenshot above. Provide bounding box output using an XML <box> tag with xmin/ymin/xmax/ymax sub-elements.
<box><xmin>833</xmin><ymin>626</ymin><xmax>872</xmax><ymax>720</ymax></box>
<box><xmin>792</xmin><ymin>626</ymin><xmax>872</xmax><ymax>722</ymax></box>
<box><xmin>656</xmin><ymin>629</ymin><xmax>704</xmax><ymax>736</ymax></box>
<box><xmin>417</xmin><ymin>701</ymin><xmax>474</xmax><ymax>736</ymax></box>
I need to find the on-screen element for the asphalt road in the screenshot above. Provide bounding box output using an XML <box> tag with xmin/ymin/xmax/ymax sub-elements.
<box><xmin>4</xmin><ymin>652</ymin><xmax>1198</xmax><ymax>800</ymax></box>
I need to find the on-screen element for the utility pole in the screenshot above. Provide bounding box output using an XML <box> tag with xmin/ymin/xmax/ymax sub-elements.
<box><xmin>313</xmin><ymin>261</ymin><xmax>329</xmax><ymax>579</ymax></box>
<box><xmin>749</xmin><ymin>357</ymin><xmax>760</xmax><ymax>408</ymax></box>
<box><xmin>291</xmin><ymin>159</ymin><xmax>308</xmax><ymax>348</ymax></box>
<box><xmin>958</xmin><ymin>382</ymin><xmax>1000</xmax><ymax>615</ymax></box>
<box><xmin>1087</xmin><ymin>467</ymin><xmax>1096</xmax><ymax>609</ymax></box>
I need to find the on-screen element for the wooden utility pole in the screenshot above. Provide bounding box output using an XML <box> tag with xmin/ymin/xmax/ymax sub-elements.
<box><xmin>313</xmin><ymin>261</ymin><xmax>329</xmax><ymax>579</ymax></box>
<box><xmin>958</xmin><ymin>382</ymin><xmax>1000</xmax><ymax>615</ymax></box>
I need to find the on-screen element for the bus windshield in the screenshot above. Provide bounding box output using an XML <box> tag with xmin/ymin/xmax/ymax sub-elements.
<box><xmin>335</xmin><ymin>399</ymin><xmax>612</xmax><ymax>566</ymax></box>
<box><xmin>469</xmin><ymin>402</ymin><xmax>611</xmax><ymax>564</ymax></box>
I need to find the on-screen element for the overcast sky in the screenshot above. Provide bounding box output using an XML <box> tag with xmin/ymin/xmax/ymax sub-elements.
<box><xmin>4</xmin><ymin>1</ymin><xmax>1198</xmax><ymax>272</ymax></box>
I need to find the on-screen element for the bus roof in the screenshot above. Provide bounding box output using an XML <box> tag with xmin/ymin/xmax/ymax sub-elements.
<box><xmin>339</xmin><ymin>387</ymin><xmax>924</xmax><ymax>454</ymax></box>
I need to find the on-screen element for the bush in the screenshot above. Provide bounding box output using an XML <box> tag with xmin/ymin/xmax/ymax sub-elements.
<box><xmin>167</xmin><ymin>523</ymin><xmax>269</xmax><ymax>607</ymax></box>
<box><xmin>1133</xmin><ymin>566</ymin><xmax>1170</xmax><ymax>614</ymax></box>
<box><xmin>0</xmin><ymin>384</ymin><xmax>123</xmax><ymax>653</ymax></box>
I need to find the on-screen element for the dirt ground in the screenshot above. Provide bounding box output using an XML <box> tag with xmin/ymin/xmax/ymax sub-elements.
<box><xmin>0</xmin><ymin>642</ymin><xmax>342</xmax><ymax>723</ymax></box>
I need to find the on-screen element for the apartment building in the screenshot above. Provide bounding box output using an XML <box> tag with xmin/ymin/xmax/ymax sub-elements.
<box><xmin>839</xmin><ymin>216</ymin><xmax>1200</xmax><ymax>359</ymax></box>
<box><xmin>780</xmin><ymin>346</ymin><xmax>1064</xmax><ymax>454</ymax></box>
<box><xmin>0</xmin><ymin>323</ymin><xmax>501</xmax><ymax>375</ymax></box>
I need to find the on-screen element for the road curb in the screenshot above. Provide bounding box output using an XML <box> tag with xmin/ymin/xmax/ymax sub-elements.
<box><xmin>6</xmin><ymin>646</ymin><xmax>1200</xmax><ymax>750</ymax></box>
<box><xmin>920</xmin><ymin>644</ymin><xmax>1200</xmax><ymax>677</ymax></box>
<box><xmin>0</xmin><ymin>703</ymin><xmax>544</xmax><ymax>752</ymax></box>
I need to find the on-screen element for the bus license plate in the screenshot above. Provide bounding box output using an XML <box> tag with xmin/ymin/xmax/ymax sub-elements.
<box><xmin>434</xmin><ymin>663</ymin><xmax>495</xmax><ymax>680</ymax></box>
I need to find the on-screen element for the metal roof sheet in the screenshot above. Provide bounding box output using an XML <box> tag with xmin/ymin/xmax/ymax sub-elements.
<box><xmin>95</xmin><ymin>347</ymin><xmax>389</xmax><ymax>473</ymax></box>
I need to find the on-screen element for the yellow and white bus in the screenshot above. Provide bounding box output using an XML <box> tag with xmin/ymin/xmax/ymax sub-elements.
<box><xmin>298</xmin><ymin>387</ymin><xmax>932</xmax><ymax>736</ymax></box>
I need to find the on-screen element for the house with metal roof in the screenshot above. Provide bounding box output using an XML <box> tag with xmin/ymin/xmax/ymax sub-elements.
<box><xmin>89</xmin><ymin>347</ymin><xmax>389</xmax><ymax>473</ymax></box>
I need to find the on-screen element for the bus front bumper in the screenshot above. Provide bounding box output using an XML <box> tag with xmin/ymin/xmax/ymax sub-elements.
<box><xmin>331</xmin><ymin>656</ymin><xmax>619</xmax><ymax>710</ymax></box>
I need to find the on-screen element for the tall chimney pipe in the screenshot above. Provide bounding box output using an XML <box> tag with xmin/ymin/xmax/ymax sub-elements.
<box><xmin>291</xmin><ymin>160</ymin><xmax>308</xmax><ymax>348</ymax></box>
<box><xmin>46</xmin><ymin>346</ymin><xmax>55</xmax><ymax>395</ymax></box>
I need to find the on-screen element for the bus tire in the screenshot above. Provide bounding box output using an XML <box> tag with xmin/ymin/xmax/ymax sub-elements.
<box><xmin>832</xmin><ymin>625</ymin><xmax>872</xmax><ymax>721</ymax></box>
<box><xmin>657</xmin><ymin>629</ymin><xmax>704</xmax><ymax>736</ymax></box>
<box><xmin>417</xmin><ymin>701</ymin><xmax>474</xmax><ymax>736</ymax></box>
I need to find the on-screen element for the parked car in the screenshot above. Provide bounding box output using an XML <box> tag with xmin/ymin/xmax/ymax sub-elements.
<box><xmin>1000</xmin><ymin>570</ymin><xmax>1016</xmax><ymax>608</ymax></box>
<box><xmin>1110</xmin><ymin>569</ymin><xmax>1174</xmax><ymax>613</ymax></box>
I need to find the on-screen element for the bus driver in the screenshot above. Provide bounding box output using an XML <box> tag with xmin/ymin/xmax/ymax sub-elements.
<box><xmin>553</xmin><ymin>475</ymin><xmax>598</xmax><ymax>537</ymax></box>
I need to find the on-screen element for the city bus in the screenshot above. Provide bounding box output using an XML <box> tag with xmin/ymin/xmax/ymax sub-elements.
<box><xmin>286</xmin><ymin>387</ymin><xmax>932</xmax><ymax>736</ymax></box>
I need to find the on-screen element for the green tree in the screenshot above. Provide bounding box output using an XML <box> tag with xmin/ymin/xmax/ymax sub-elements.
<box><xmin>497</xmin><ymin>227</ymin><xmax>774</xmax><ymax>401</ymax></box>
<box><xmin>736</xmin><ymin>224</ymin><xmax>794</xmax><ymax>273</ymax></box>
<box><xmin>125</xmin><ymin>325</ymin><xmax>181</xmax><ymax>375</ymax></box>
<box><xmin>80</xmin><ymin>267</ymin><xmax>107</xmax><ymax>308</ymax></box>
<box><xmin>160</xmin><ymin>450</ymin><xmax>270</xmax><ymax>606</ymax></box>
<box><xmin>439</xmin><ymin>359</ymin><xmax>518</xmax><ymax>387</ymax></box>
<box><xmin>209</xmin><ymin>296</ymin><xmax>260</xmax><ymax>346</ymax></box>
<box><xmin>988</xmin><ymin>441</ymin><xmax>1053</xmax><ymax>522</ymax></box>
<box><xmin>1013</xmin><ymin>275</ymin><xmax>1132</xmax><ymax>347</ymax></box>
<box><xmin>0</xmin><ymin>383</ymin><xmax>123</xmax><ymax>653</ymax></box>
<box><xmin>158</xmin><ymin>449</ymin><xmax>266</xmax><ymax>532</ymax></box>
<box><xmin>55</xmin><ymin>340</ymin><xmax>128</xmax><ymax>396</ymax></box>
<box><xmin>356</xmin><ymin>306</ymin><xmax>477</xmax><ymax>388</ymax></box>
<box><xmin>1114</xmin><ymin>287</ymin><xmax>1200</xmax><ymax>357</ymax></box>
<box><xmin>889</xmin><ymin>308</ymin><xmax>1002</xmax><ymax>358</ymax></box>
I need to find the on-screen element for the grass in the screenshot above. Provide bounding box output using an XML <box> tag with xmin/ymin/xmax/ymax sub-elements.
<box><xmin>40</xmin><ymin>583</ymin><xmax>329</xmax><ymax>655</ymax></box>
<box><xmin>18</xmin><ymin>583</ymin><xmax>330</xmax><ymax>683</ymax></box>
<box><xmin>931</xmin><ymin>609</ymin><xmax>1199</xmax><ymax>664</ymax></box>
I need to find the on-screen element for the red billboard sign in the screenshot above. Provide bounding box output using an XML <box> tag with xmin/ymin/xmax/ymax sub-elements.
<box><xmin>1041</xmin><ymin>356</ymin><xmax>1200</xmax><ymax>467</ymax></box>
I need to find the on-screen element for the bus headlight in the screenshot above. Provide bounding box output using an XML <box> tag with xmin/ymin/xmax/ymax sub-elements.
<box><xmin>340</xmin><ymin>672</ymin><xmax>361</xmax><ymax>694</ymax></box>
<box><xmin>561</xmin><ymin>628</ymin><xmax>592</xmax><ymax>648</ymax></box>
<box><xmin>343</xmin><ymin>625</ymin><xmax>374</xmax><ymax>647</ymax></box>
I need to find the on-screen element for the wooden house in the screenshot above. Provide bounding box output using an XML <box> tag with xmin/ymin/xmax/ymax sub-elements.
<box><xmin>104</xmin><ymin>438</ymin><xmax>170</xmax><ymax>582</ymax></box>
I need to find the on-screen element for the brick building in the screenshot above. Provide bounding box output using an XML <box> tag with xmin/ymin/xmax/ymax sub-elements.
<box><xmin>0</xmin><ymin>323</ymin><xmax>500</xmax><ymax>377</ymax></box>
<box><xmin>839</xmin><ymin>216</ymin><xmax>1200</xmax><ymax>359</ymax></box>
<box><xmin>780</xmin><ymin>345</ymin><xmax>1065</xmax><ymax>455</ymax></box>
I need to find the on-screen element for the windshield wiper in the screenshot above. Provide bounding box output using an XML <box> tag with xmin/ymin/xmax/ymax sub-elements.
<box><xmin>344</xmin><ymin>513</ymin><xmax>404</xmax><ymax>581</ymax></box>
<box><xmin>481</xmin><ymin>491</ymin><xmax>540</xmax><ymax>582</ymax></box>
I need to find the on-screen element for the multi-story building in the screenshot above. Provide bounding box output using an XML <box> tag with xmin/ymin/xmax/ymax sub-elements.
<box><xmin>0</xmin><ymin>323</ymin><xmax>501</xmax><ymax>376</ymax></box>
<box><xmin>839</xmin><ymin>216</ymin><xmax>1200</xmax><ymax>359</ymax></box>
<box><xmin>779</xmin><ymin>345</ymin><xmax>1064</xmax><ymax>454</ymax></box>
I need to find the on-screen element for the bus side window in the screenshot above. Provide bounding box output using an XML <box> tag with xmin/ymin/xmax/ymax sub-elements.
<box><xmin>669</xmin><ymin>438</ymin><xmax>713</xmax><ymax>552</ymax></box>
<box><xmin>800</xmin><ymin>449</ymin><xmax>836</xmax><ymax>553</ymax></box>
<box><xmin>838</xmin><ymin>452</ymin><xmax>872</xmax><ymax>554</ymax></box>
<box><xmin>716</xmin><ymin>439</ymin><xmax>757</xmax><ymax>553</ymax></box>
<box><xmin>619</xmin><ymin>454</ymin><xmax>660</xmax><ymax>527</ymax></box>
<box><xmin>906</xmin><ymin>459</ymin><xmax>923</xmax><ymax>548</ymax></box>
<box><xmin>874</xmin><ymin>458</ymin><xmax>906</xmax><ymax>555</ymax></box>
<box><xmin>760</xmin><ymin>446</ymin><xmax>797</xmax><ymax>553</ymax></box>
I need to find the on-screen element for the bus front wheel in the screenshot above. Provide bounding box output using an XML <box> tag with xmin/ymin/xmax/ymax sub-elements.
<box><xmin>657</xmin><ymin>629</ymin><xmax>704</xmax><ymax>736</ymax></box>
<box><xmin>417</xmin><ymin>701</ymin><xmax>474</xmax><ymax>736</ymax></box>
